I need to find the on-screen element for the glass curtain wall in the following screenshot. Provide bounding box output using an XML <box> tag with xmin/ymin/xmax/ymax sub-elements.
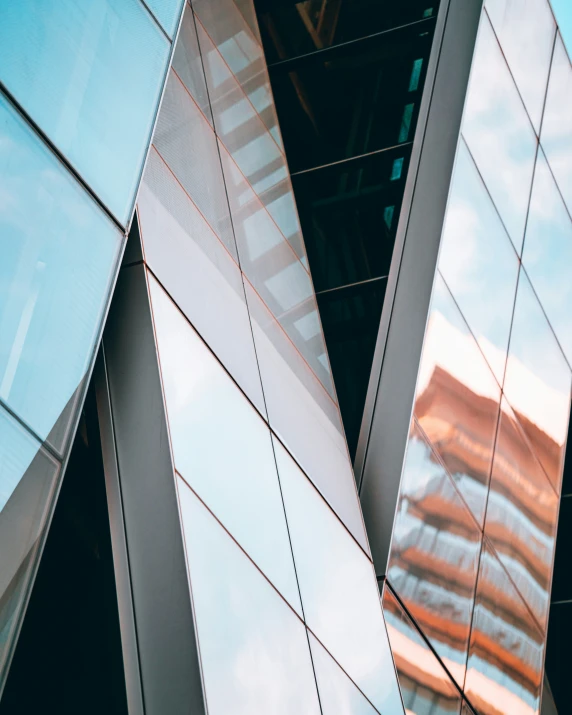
<box><xmin>253</xmin><ymin>0</ymin><xmax>440</xmax><ymax>456</ymax></box>
<box><xmin>0</xmin><ymin>0</ymin><xmax>184</xmax><ymax>693</ymax></box>
<box><xmin>385</xmin><ymin>1</ymin><xmax>572</xmax><ymax>713</ymax></box>
<box><xmin>135</xmin><ymin>1</ymin><xmax>406</xmax><ymax>711</ymax></box>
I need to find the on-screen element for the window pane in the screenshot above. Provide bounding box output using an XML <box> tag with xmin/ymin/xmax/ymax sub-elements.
<box><xmin>0</xmin><ymin>0</ymin><xmax>170</xmax><ymax>224</ymax></box>
<box><xmin>308</xmin><ymin>632</ymin><xmax>379</xmax><ymax>715</ymax></box>
<box><xmin>388</xmin><ymin>422</ymin><xmax>482</xmax><ymax>688</ymax></box>
<box><xmin>465</xmin><ymin>543</ymin><xmax>544</xmax><ymax>715</ymax></box>
<box><xmin>138</xmin><ymin>148</ymin><xmax>266</xmax><ymax>415</ymax></box>
<box><xmin>414</xmin><ymin>275</ymin><xmax>501</xmax><ymax>526</ymax></box>
<box><xmin>485</xmin><ymin>0</ymin><xmax>556</xmax><ymax>131</ymax></box>
<box><xmin>0</xmin><ymin>406</ymin><xmax>59</xmax><ymax>682</ymax></box>
<box><xmin>275</xmin><ymin>438</ymin><xmax>404</xmax><ymax>714</ymax></box>
<box><xmin>439</xmin><ymin>139</ymin><xmax>519</xmax><ymax>382</ymax></box>
<box><xmin>503</xmin><ymin>269</ymin><xmax>571</xmax><ymax>492</ymax></box>
<box><xmin>148</xmin><ymin>277</ymin><xmax>301</xmax><ymax>612</ymax></box>
<box><xmin>462</xmin><ymin>13</ymin><xmax>537</xmax><ymax>251</ymax></box>
<box><xmin>522</xmin><ymin>149</ymin><xmax>572</xmax><ymax>364</ymax></box>
<box><xmin>0</xmin><ymin>95</ymin><xmax>121</xmax><ymax>452</ymax></box>
<box><xmin>541</xmin><ymin>35</ymin><xmax>572</xmax><ymax>217</ymax></box>
<box><xmin>177</xmin><ymin>479</ymin><xmax>321</xmax><ymax>715</ymax></box>
<box><xmin>383</xmin><ymin>587</ymin><xmax>462</xmax><ymax>715</ymax></box>
<box><xmin>484</xmin><ymin>399</ymin><xmax>558</xmax><ymax>632</ymax></box>
<box><xmin>145</xmin><ymin>0</ymin><xmax>183</xmax><ymax>38</ymax></box>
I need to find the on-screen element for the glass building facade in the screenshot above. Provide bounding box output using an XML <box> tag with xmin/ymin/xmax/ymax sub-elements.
<box><xmin>0</xmin><ymin>1</ymin><xmax>571</xmax><ymax>714</ymax></box>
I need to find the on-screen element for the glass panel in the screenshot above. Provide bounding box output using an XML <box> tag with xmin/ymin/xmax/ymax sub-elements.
<box><xmin>388</xmin><ymin>422</ymin><xmax>482</xmax><ymax>688</ymax></box>
<box><xmin>177</xmin><ymin>479</ymin><xmax>321</xmax><ymax>715</ymax></box>
<box><xmin>275</xmin><ymin>438</ymin><xmax>404</xmax><ymax>714</ymax></box>
<box><xmin>0</xmin><ymin>406</ymin><xmax>59</xmax><ymax>681</ymax></box>
<box><xmin>172</xmin><ymin>3</ymin><xmax>214</xmax><ymax>126</ymax></box>
<box><xmin>464</xmin><ymin>542</ymin><xmax>544</xmax><ymax>715</ymax></box>
<box><xmin>0</xmin><ymin>95</ymin><xmax>121</xmax><ymax>452</ymax></box>
<box><xmin>292</xmin><ymin>148</ymin><xmax>409</xmax><ymax>294</ymax></box>
<box><xmin>462</xmin><ymin>13</ymin><xmax>537</xmax><ymax>252</ymax></box>
<box><xmin>484</xmin><ymin>399</ymin><xmax>558</xmax><ymax>632</ymax></box>
<box><xmin>485</xmin><ymin>0</ymin><xmax>556</xmax><ymax>131</ymax></box>
<box><xmin>0</xmin><ymin>0</ymin><xmax>170</xmax><ymax>224</ymax></box>
<box><xmin>503</xmin><ymin>269</ymin><xmax>571</xmax><ymax>492</ymax></box>
<box><xmin>138</xmin><ymin>148</ymin><xmax>266</xmax><ymax>415</ymax></box>
<box><xmin>541</xmin><ymin>35</ymin><xmax>572</xmax><ymax>217</ymax></box>
<box><xmin>383</xmin><ymin>587</ymin><xmax>462</xmax><ymax>715</ymax></box>
<box><xmin>267</xmin><ymin>26</ymin><xmax>433</xmax><ymax>173</ymax></box>
<box><xmin>245</xmin><ymin>283</ymin><xmax>368</xmax><ymax>549</ymax></box>
<box><xmin>144</xmin><ymin>0</ymin><xmax>183</xmax><ymax>37</ymax></box>
<box><xmin>414</xmin><ymin>275</ymin><xmax>501</xmax><ymax>526</ymax></box>
<box><xmin>308</xmin><ymin>631</ymin><xmax>379</xmax><ymax>715</ymax></box>
<box><xmin>148</xmin><ymin>277</ymin><xmax>301</xmax><ymax>612</ymax></box>
<box><xmin>257</xmin><ymin>0</ymin><xmax>439</xmax><ymax>63</ymax></box>
<box><xmin>196</xmin><ymin>20</ymin><xmax>307</xmax><ymax>264</ymax></box>
<box><xmin>153</xmin><ymin>70</ymin><xmax>237</xmax><ymax>259</ymax></box>
<box><xmin>522</xmin><ymin>148</ymin><xmax>572</xmax><ymax>364</ymax></box>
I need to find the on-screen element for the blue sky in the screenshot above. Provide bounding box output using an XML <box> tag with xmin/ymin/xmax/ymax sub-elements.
<box><xmin>551</xmin><ymin>0</ymin><xmax>572</xmax><ymax>54</ymax></box>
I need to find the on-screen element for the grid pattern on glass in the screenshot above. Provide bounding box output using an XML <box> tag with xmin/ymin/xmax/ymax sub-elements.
<box><xmin>144</xmin><ymin>0</ymin><xmax>185</xmax><ymax>38</ymax></box>
<box><xmin>0</xmin><ymin>0</ymin><xmax>171</xmax><ymax>225</ymax></box>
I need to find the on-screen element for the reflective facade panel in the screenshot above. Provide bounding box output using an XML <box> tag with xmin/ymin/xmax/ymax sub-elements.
<box><xmin>0</xmin><ymin>0</ymin><xmax>171</xmax><ymax>224</ymax></box>
<box><xmin>144</xmin><ymin>0</ymin><xmax>184</xmax><ymax>37</ymax></box>
<box><xmin>0</xmin><ymin>94</ymin><xmax>121</xmax><ymax>453</ymax></box>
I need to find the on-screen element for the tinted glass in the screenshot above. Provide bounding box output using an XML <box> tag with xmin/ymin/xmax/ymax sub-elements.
<box><xmin>462</xmin><ymin>13</ymin><xmax>537</xmax><ymax>251</ymax></box>
<box><xmin>484</xmin><ymin>400</ymin><xmax>558</xmax><ymax>632</ymax></box>
<box><xmin>0</xmin><ymin>96</ymin><xmax>121</xmax><ymax>452</ymax></box>
<box><xmin>541</xmin><ymin>35</ymin><xmax>572</xmax><ymax>217</ymax></box>
<box><xmin>149</xmin><ymin>278</ymin><xmax>301</xmax><ymax>612</ymax></box>
<box><xmin>145</xmin><ymin>0</ymin><xmax>183</xmax><ymax>37</ymax></box>
<box><xmin>485</xmin><ymin>0</ymin><xmax>556</xmax><ymax>131</ymax></box>
<box><xmin>268</xmin><ymin>25</ymin><xmax>432</xmax><ymax>173</ymax></box>
<box><xmin>503</xmin><ymin>269</ymin><xmax>571</xmax><ymax>491</ymax></box>
<box><xmin>308</xmin><ymin>632</ymin><xmax>379</xmax><ymax>715</ymax></box>
<box><xmin>465</xmin><ymin>543</ymin><xmax>544</xmax><ymax>715</ymax></box>
<box><xmin>138</xmin><ymin>148</ymin><xmax>266</xmax><ymax>415</ymax></box>
<box><xmin>0</xmin><ymin>0</ymin><xmax>170</xmax><ymax>224</ymax></box>
<box><xmin>438</xmin><ymin>139</ymin><xmax>519</xmax><ymax>383</ymax></box>
<box><xmin>177</xmin><ymin>480</ymin><xmax>321</xmax><ymax>715</ymax></box>
<box><xmin>0</xmin><ymin>406</ymin><xmax>59</xmax><ymax>682</ymax></box>
<box><xmin>388</xmin><ymin>422</ymin><xmax>482</xmax><ymax>687</ymax></box>
<box><xmin>245</xmin><ymin>284</ymin><xmax>367</xmax><ymax>549</ymax></box>
<box><xmin>383</xmin><ymin>587</ymin><xmax>462</xmax><ymax>715</ymax></box>
<box><xmin>414</xmin><ymin>275</ymin><xmax>501</xmax><ymax>525</ymax></box>
<box><xmin>275</xmin><ymin>438</ymin><xmax>404</xmax><ymax>713</ymax></box>
<box><xmin>257</xmin><ymin>0</ymin><xmax>439</xmax><ymax>63</ymax></box>
<box><xmin>522</xmin><ymin>149</ymin><xmax>572</xmax><ymax>364</ymax></box>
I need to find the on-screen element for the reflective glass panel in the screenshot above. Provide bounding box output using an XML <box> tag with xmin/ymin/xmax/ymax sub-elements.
<box><xmin>438</xmin><ymin>139</ymin><xmax>519</xmax><ymax>382</ymax></box>
<box><xmin>308</xmin><ymin>632</ymin><xmax>379</xmax><ymax>715</ymax></box>
<box><xmin>138</xmin><ymin>148</ymin><xmax>265</xmax><ymax>415</ymax></box>
<box><xmin>0</xmin><ymin>95</ymin><xmax>121</xmax><ymax>452</ymax></box>
<box><xmin>503</xmin><ymin>269</ymin><xmax>571</xmax><ymax>492</ymax></box>
<box><xmin>275</xmin><ymin>438</ymin><xmax>404</xmax><ymax>714</ymax></box>
<box><xmin>414</xmin><ymin>275</ymin><xmax>501</xmax><ymax>525</ymax></box>
<box><xmin>462</xmin><ymin>13</ymin><xmax>537</xmax><ymax>251</ymax></box>
<box><xmin>388</xmin><ymin>422</ymin><xmax>482</xmax><ymax>688</ymax></box>
<box><xmin>485</xmin><ymin>0</ymin><xmax>556</xmax><ymax>131</ymax></box>
<box><xmin>0</xmin><ymin>0</ymin><xmax>170</xmax><ymax>224</ymax></box>
<box><xmin>523</xmin><ymin>149</ymin><xmax>572</xmax><ymax>364</ymax></box>
<box><xmin>144</xmin><ymin>0</ymin><xmax>183</xmax><ymax>38</ymax></box>
<box><xmin>177</xmin><ymin>480</ymin><xmax>321</xmax><ymax>715</ymax></box>
<box><xmin>257</xmin><ymin>0</ymin><xmax>439</xmax><ymax>63</ymax></box>
<box><xmin>464</xmin><ymin>543</ymin><xmax>544</xmax><ymax>715</ymax></box>
<box><xmin>0</xmin><ymin>406</ymin><xmax>59</xmax><ymax>681</ymax></box>
<box><xmin>148</xmin><ymin>277</ymin><xmax>301</xmax><ymax>612</ymax></box>
<box><xmin>541</xmin><ymin>35</ymin><xmax>572</xmax><ymax>217</ymax></box>
<box><xmin>383</xmin><ymin>587</ymin><xmax>462</xmax><ymax>715</ymax></box>
<box><xmin>245</xmin><ymin>283</ymin><xmax>368</xmax><ymax>549</ymax></box>
<box><xmin>484</xmin><ymin>399</ymin><xmax>558</xmax><ymax>632</ymax></box>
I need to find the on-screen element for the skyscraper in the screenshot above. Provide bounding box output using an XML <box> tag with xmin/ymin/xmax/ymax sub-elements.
<box><xmin>0</xmin><ymin>1</ymin><xmax>571</xmax><ymax>714</ymax></box>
